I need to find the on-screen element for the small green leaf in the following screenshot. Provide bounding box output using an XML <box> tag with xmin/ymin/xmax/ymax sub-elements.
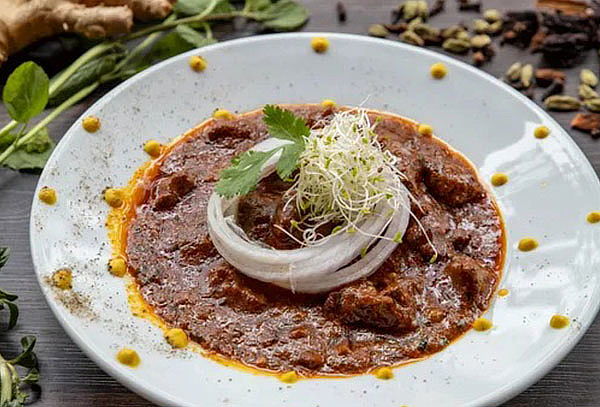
<box><xmin>49</xmin><ymin>52</ymin><xmax>122</xmax><ymax>107</ymax></box>
<box><xmin>145</xmin><ymin>26</ymin><xmax>216</xmax><ymax>64</ymax></box>
<box><xmin>1</xmin><ymin>128</ymin><xmax>55</xmax><ymax>171</ymax></box>
<box><xmin>254</xmin><ymin>0</ymin><xmax>309</xmax><ymax>31</ymax></box>
<box><xmin>276</xmin><ymin>142</ymin><xmax>303</xmax><ymax>179</ymax></box>
<box><xmin>10</xmin><ymin>336</ymin><xmax>37</xmax><ymax>368</ymax></box>
<box><xmin>3</xmin><ymin>300</ymin><xmax>19</xmax><ymax>330</ymax></box>
<box><xmin>2</xmin><ymin>62</ymin><xmax>49</xmax><ymax>123</ymax></box>
<box><xmin>245</xmin><ymin>0</ymin><xmax>272</xmax><ymax>12</ymax></box>
<box><xmin>263</xmin><ymin>104</ymin><xmax>309</xmax><ymax>145</ymax></box>
<box><xmin>21</xmin><ymin>368</ymin><xmax>40</xmax><ymax>385</ymax></box>
<box><xmin>216</xmin><ymin>149</ymin><xmax>279</xmax><ymax>198</ymax></box>
<box><xmin>175</xmin><ymin>0</ymin><xmax>233</xmax><ymax>16</ymax></box>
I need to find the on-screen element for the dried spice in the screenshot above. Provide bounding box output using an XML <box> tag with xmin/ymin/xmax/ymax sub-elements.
<box><xmin>473</xmin><ymin>19</ymin><xmax>490</xmax><ymax>34</ymax></box>
<box><xmin>537</xmin><ymin>0</ymin><xmax>591</xmax><ymax>15</ymax></box>
<box><xmin>571</xmin><ymin>112</ymin><xmax>600</xmax><ymax>138</ymax></box>
<box><xmin>400</xmin><ymin>0</ymin><xmax>429</xmax><ymax>21</ymax></box>
<box><xmin>368</xmin><ymin>24</ymin><xmax>390</xmax><ymax>38</ymax></box>
<box><xmin>541</xmin><ymin>80</ymin><xmax>565</xmax><ymax>99</ymax></box>
<box><xmin>580</xmin><ymin>69</ymin><xmax>599</xmax><ymax>87</ymax></box>
<box><xmin>384</xmin><ymin>22</ymin><xmax>408</xmax><ymax>33</ymax></box>
<box><xmin>472</xmin><ymin>51</ymin><xmax>486</xmax><ymax>66</ymax></box>
<box><xmin>471</xmin><ymin>34</ymin><xmax>491</xmax><ymax>48</ymax></box>
<box><xmin>535</xmin><ymin>68</ymin><xmax>566</xmax><ymax>86</ymax></box>
<box><xmin>400</xmin><ymin>30</ymin><xmax>425</xmax><ymax>46</ymax></box>
<box><xmin>483</xmin><ymin>9</ymin><xmax>502</xmax><ymax>23</ymax></box>
<box><xmin>505</xmin><ymin>62</ymin><xmax>523</xmax><ymax>82</ymax></box>
<box><xmin>429</xmin><ymin>0</ymin><xmax>445</xmax><ymax>17</ymax></box>
<box><xmin>579</xmin><ymin>84</ymin><xmax>599</xmax><ymax>100</ymax></box>
<box><xmin>535</xmin><ymin>33</ymin><xmax>590</xmax><ymax>67</ymax></box>
<box><xmin>336</xmin><ymin>2</ymin><xmax>347</xmax><ymax>23</ymax></box>
<box><xmin>584</xmin><ymin>98</ymin><xmax>600</xmax><ymax>112</ymax></box>
<box><xmin>458</xmin><ymin>0</ymin><xmax>481</xmax><ymax>12</ymax></box>
<box><xmin>412</xmin><ymin>23</ymin><xmax>442</xmax><ymax>45</ymax></box>
<box><xmin>543</xmin><ymin>95</ymin><xmax>582</xmax><ymax>111</ymax></box>
<box><xmin>487</xmin><ymin>20</ymin><xmax>504</xmax><ymax>36</ymax></box>
<box><xmin>441</xmin><ymin>24</ymin><xmax>467</xmax><ymax>39</ymax></box>
<box><xmin>442</xmin><ymin>38</ymin><xmax>471</xmax><ymax>54</ymax></box>
<box><xmin>501</xmin><ymin>11</ymin><xmax>539</xmax><ymax>48</ymax></box>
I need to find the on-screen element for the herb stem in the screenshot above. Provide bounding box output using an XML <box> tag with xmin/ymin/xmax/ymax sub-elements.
<box><xmin>0</xmin><ymin>83</ymin><xmax>99</xmax><ymax>165</ymax></box>
<box><xmin>0</xmin><ymin>361</ymin><xmax>12</xmax><ymax>405</ymax></box>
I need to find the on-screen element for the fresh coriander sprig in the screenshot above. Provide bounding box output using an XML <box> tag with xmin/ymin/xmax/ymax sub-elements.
<box><xmin>215</xmin><ymin>105</ymin><xmax>309</xmax><ymax>198</ymax></box>
<box><xmin>0</xmin><ymin>248</ymin><xmax>41</xmax><ymax>407</ymax></box>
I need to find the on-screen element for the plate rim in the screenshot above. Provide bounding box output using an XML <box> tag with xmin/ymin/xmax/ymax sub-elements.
<box><xmin>29</xmin><ymin>32</ymin><xmax>600</xmax><ymax>407</ymax></box>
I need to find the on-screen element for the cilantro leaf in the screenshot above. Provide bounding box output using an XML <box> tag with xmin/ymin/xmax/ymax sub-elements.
<box><xmin>216</xmin><ymin>149</ymin><xmax>279</xmax><ymax>198</ymax></box>
<box><xmin>263</xmin><ymin>104</ymin><xmax>309</xmax><ymax>145</ymax></box>
<box><xmin>277</xmin><ymin>142</ymin><xmax>303</xmax><ymax>179</ymax></box>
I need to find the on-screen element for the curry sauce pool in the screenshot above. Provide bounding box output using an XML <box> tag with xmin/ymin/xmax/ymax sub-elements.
<box><xmin>113</xmin><ymin>104</ymin><xmax>505</xmax><ymax>377</ymax></box>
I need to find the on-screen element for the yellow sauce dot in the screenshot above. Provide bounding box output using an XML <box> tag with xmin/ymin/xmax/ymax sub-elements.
<box><xmin>108</xmin><ymin>257</ymin><xmax>127</xmax><ymax>277</ymax></box>
<box><xmin>534</xmin><ymin>125</ymin><xmax>550</xmax><ymax>139</ymax></box>
<box><xmin>321</xmin><ymin>99</ymin><xmax>336</xmax><ymax>108</ymax></box>
<box><xmin>212</xmin><ymin>109</ymin><xmax>234</xmax><ymax>120</ymax></box>
<box><xmin>550</xmin><ymin>314</ymin><xmax>570</xmax><ymax>329</ymax></box>
<box><xmin>82</xmin><ymin>116</ymin><xmax>100</xmax><ymax>133</ymax></box>
<box><xmin>430</xmin><ymin>62</ymin><xmax>448</xmax><ymax>79</ymax></box>
<box><xmin>51</xmin><ymin>268</ymin><xmax>72</xmax><ymax>290</ymax></box>
<box><xmin>518</xmin><ymin>237</ymin><xmax>538</xmax><ymax>252</ymax></box>
<box><xmin>498</xmin><ymin>288</ymin><xmax>509</xmax><ymax>297</ymax></box>
<box><xmin>188</xmin><ymin>55</ymin><xmax>207</xmax><ymax>72</ymax></box>
<box><xmin>373</xmin><ymin>366</ymin><xmax>394</xmax><ymax>380</ymax></box>
<box><xmin>587</xmin><ymin>211</ymin><xmax>600</xmax><ymax>223</ymax></box>
<box><xmin>38</xmin><ymin>187</ymin><xmax>57</xmax><ymax>205</ymax></box>
<box><xmin>417</xmin><ymin>124</ymin><xmax>433</xmax><ymax>137</ymax></box>
<box><xmin>143</xmin><ymin>140</ymin><xmax>162</xmax><ymax>158</ymax></box>
<box><xmin>311</xmin><ymin>37</ymin><xmax>329</xmax><ymax>53</ymax></box>
<box><xmin>473</xmin><ymin>317</ymin><xmax>493</xmax><ymax>332</ymax></box>
<box><xmin>104</xmin><ymin>188</ymin><xmax>124</xmax><ymax>208</ymax></box>
<box><xmin>116</xmin><ymin>348</ymin><xmax>141</xmax><ymax>367</ymax></box>
<box><xmin>279</xmin><ymin>371</ymin><xmax>299</xmax><ymax>383</ymax></box>
<box><xmin>491</xmin><ymin>173</ymin><xmax>509</xmax><ymax>187</ymax></box>
<box><xmin>165</xmin><ymin>328</ymin><xmax>189</xmax><ymax>349</ymax></box>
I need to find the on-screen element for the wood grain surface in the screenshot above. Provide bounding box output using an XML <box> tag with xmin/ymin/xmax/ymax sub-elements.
<box><xmin>0</xmin><ymin>0</ymin><xmax>599</xmax><ymax>406</ymax></box>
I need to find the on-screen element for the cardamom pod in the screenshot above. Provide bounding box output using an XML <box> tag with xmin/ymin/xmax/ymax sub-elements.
<box><xmin>580</xmin><ymin>69</ymin><xmax>599</xmax><ymax>87</ymax></box>
<box><xmin>487</xmin><ymin>20</ymin><xmax>503</xmax><ymax>35</ymax></box>
<box><xmin>407</xmin><ymin>17</ymin><xmax>423</xmax><ymax>30</ymax></box>
<box><xmin>368</xmin><ymin>24</ymin><xmax>390</xmax><ymax>38</ymax></box>
<box><xmin>543</xmin><ymin>95</ymin><xmax>582</xmax><ymax>111</ymax></box>
<box><xmin>412</xmin><ymin>23</ymin><xmax>440</xmax><ymax>38</ymax></box>
<box><xmin>442</xmin><ymin>38</ymin><xmax>471</xmax><ymax>54</ymax></box>
<box><xmin>473</xmin><ymin>19</ymin><xmax>490</xmax><ymax>34</ymax></box>
<box><xmin>416</xmin><ymin>0</ymin><xmax>429</xmax><ymax>19</ymax></box>
<box><xmin>520</xmin><ymin>64</ymin><xmax>533</xmax><ymax>88</ymax></box>
<box><xmin>483</xmin><ymin>9</ymin><xmax>502</xmax><ymax>23</ymax></box>
<box><xmin>441</xmin><ymin>25</ymin><xmax>466</xmax><ymax>39</ymax></box>
<box><xmin>402</xmin><ymin>1</ymin><xmax>419</xmax><ymax>20</ymax></box>
<box><xmin>505</xmin><ymin>62</ymin><xmax>522</xmax><ymax>82</ymax></box>
<box><xmin>470</xmin><ymin>34</ymin><xmax>491</xmax><ymax>48</ymax></box>
<box><xmin>400</xmin><ymin>30</ymin><xmax>425</xmax><ymax>46</ymax></box>
<box><xmin>579</xmin><ymin>84</ymin><xmax>599</xmax><ymax>100</ymax></box>
<box><xmin>455</xmin><ymin>31</ymin><xmax>470</xmax><ymax>41</ymax></box>
<box><xmin>584</xmin><ymin>98</ymin><xmax>600</xmax><ymax>112</ymax></box>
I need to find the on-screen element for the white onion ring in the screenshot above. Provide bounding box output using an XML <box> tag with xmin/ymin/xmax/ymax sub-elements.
<box><xmin>207</xmin><ymin>138</ymin><xmax>410</xmax><ymax>294</ymax></box>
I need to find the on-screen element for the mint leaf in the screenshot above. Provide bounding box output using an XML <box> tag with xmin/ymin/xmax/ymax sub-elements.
<box><xmin>216</xmin><ymin>149</ymin><xmax>279</xmax><ymax>198</ymax></box>
<box><xmin>277</xmin><ymin>142</ymin><xmax>303</xmax><ymax>179</ymax></box>
<box><xmin>1</xmin><ymin>128</ymin><xmax>55</xmax><ymax>171</ymax></box>
<box><xmin>263</xmin><ymin>104</ymin><xmax>309</xmax><ymax>145</ymax></box>
<box><xmin>244</xmin><ymin>0</ymin><xmax>272</xmax><ymax>12</ymax></box>
<box><xmin>3</xmin><ymin>62</ymin><xmax>49</xmax><ymax>123</ymax></box>
<box><xmin>254</xmin><ymin>0</ymin><xmax>309</xmax><ymax>31</ymax></box>
<box><xmin>175</xmin><ymin>0</ymin><xmax>233</xmax><ymax>16</ymax></box>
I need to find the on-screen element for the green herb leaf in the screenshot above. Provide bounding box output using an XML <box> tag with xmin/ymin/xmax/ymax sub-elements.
<box><xmin>254</xmin><ymin>0</ymin><xmax>309</xmax><ymax>31</ymax></box>
<box><xmin>175</xmin><ymin>0</ymin><xmax>233</xmax><ymax>16</ymax></box>
<box><xmin>1</xmin><ymin>128</ymin><xmax>55</xmax><ymax>171</ymax></box>
<box><xmin>2</xmin><ymin>62</ymin><xmax>49</xmax><ymax>123</ymax></box>
<box><xmin>49</xmin><ymin>52</ymin><xmax>123</xmax><ymax>107</ymax></box>
<box><xmin>145</xmin><ymin>25</ymin><xmax>216</xmax><ymax>64</ymax></box>
<box><xmin>216</xmin><ymin>149</ymin><xmax>279</xmax><ymax>198</ymax></box>
<box><xmin>263</xmin><ymin>104</ymin><xmax>309</xmax><ymax>145</ymax></box>
<box><xmin>244</xmin><ymin>0</ymin><xmax>272</xmax><ymax>12</ymax></box>
<box><xmin>10</xmin><ymin>336</ymin><xmax>37</xmax><ymax>368</ymax></box>
<box><xmin>277</xmin><ymin>142</ymin><xmax>303</xmax><ymax>179</ymax></box>
<box><xmin>2</xmin><ymin>300</ymin><xmax>19</xmax><ymax>330</ymax></box>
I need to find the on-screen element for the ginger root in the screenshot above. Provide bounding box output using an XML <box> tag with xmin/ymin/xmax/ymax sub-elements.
<box><xmin>0</xmin><ymin>0</ymin><xmax>176</xmax><ymax>65</ymax></box>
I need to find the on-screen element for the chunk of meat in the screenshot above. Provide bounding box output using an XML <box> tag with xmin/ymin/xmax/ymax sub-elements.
<box><xmin>152</xmin><ymin>173</ymin><xmax>195</xmax><ymax>210</ymax></box>
<box><xmin>403</xmin><ymin>214</ymin><xmax>450</xmax><ymax>261</ymax></box>
<box><xmin>206</xmin><ymin>121</ymin><xmax>257</xmax><ymax>148</ymax></box>
<box><xmin>444</xmin><ymin>255</ymin><xmax>495</xmax><ymax>309</ymax></box>
<box><xmin>207</xmin><ymin>265</ymin><xmax>267</xmax><ymax>312</ymax></box>
<box><xmin>381</xmin><ymin>277</ymin><xmax>424</xmax><ymax>308</ymax></box>
<box><xmin>422</xmin><ymin>156</ymin><xmax>484</xmax><ymax>207</ymax></box>
<box><xmin>324</xmin><ymin>282</ymin><xmax>416</xmax><ymax>330</ymax></box>
<box><xmin>295</xmin><ymin>349</ymin><xmax>325</xmax><ymax>369</ymax></box>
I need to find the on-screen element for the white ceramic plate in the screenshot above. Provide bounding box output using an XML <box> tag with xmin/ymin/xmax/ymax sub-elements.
<box><xmin>30</xmin><ymin>33</ymin><xmax>600</xmax><ymax>407</ymax></box>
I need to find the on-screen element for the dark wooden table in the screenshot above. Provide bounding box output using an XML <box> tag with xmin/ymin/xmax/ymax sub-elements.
<box><xmin>1</xmin><ymin>0</ymin><xmax>599</xmax><ymax>406</ymax></box>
